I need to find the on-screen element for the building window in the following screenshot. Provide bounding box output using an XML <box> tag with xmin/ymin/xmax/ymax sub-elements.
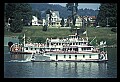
<box><xmin>50</xmin><ymin>54</ymin><xmax>52</xmax><ymax>56</ymax></box>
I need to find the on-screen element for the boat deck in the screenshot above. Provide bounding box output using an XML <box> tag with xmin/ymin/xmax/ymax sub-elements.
<box><xmin>46</xmin><ymin>51</ymin><xmax>99</xmax><ymax>54</ymax></box>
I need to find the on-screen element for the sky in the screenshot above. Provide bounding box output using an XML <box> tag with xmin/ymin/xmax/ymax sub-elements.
<box><xmin>49</xmin><ymin>3</ymin><xmax>100</xmax><ymax>10</ymax></box>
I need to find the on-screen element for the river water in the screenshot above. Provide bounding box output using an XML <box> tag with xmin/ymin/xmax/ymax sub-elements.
<box><xmin>4</xmin><ymin>46</ymin><xmax>117</xmax><ymax>78</ymax></box>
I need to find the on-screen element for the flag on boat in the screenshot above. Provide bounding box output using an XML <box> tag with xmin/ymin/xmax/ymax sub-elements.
<box><xmin>104</xmin><ymin>41</ymin><xmax>106</xmax><ymax>45</ymax></box>
<box><xmin>83</xmin><ymin>31</ymin><xmax>86</xmax><ymax>34</ymax></box>
<box><xmin>100</xmin><ymin>41</ymin><xmax>103</xmax><ymax>45</ymax></box>
<box><xmin>100</xmin><ymin>41</ymin><xmax>106</xmax><ymax>45</ymax></box>
<box><xmin>23</xmin><ymin>34</ymin><xmax>25</xmax><ymax>39</ymax></box>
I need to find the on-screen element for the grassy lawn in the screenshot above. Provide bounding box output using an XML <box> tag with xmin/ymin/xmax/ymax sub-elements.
<box><xmin>23</xmin><ymin>26</ymin><xmax>72</xmax><ymax>38</ymax></box>
<box><xmin>4</xmin><ymin>26</ymin><xmax>117</xmax><ymax>45</ymax></box>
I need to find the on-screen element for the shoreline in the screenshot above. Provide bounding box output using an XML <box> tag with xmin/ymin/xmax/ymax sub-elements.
<box><xmin>105</xmin><ymin>45</ymin><xmax>117</xmax><ymax>48</ymax></box>
<box><xmin>4</xmin><ymin>43</ymin><xmax>117</xmax><ymax>48</ymax></box>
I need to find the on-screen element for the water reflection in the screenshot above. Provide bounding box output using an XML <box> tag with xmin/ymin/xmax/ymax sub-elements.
<box><xmin>4</xmin><ymin>61</ymin><xmax>110</xmax><ymax>78</ymax></box>
<box><xmin>5</xmin><ymin>53</ymin><xmax>109</xmax><ymax>78</ymax></box>
<box><xmin>31</xmin><ymin>62</ymin><xmax>108</xmax><ymax>78</ymax></box>
<box><xmin>4</xmin><ymin>47</ymin><xmax>117</xmax><ymax>78</ymax></box>
<box><xmin>4</xmin><ymin>62</ymin><xmax>33</xmax><ymax>78</ymax></box>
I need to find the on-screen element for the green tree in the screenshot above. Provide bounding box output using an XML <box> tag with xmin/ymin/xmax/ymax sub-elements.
<box><xmin>60</xmin><ymin>17</ymin><xmax>64</xmax><ymax>27</ymax></box>
<box><xmin>32</xmin><ymin>9</ymin><xmax>41</xmax><ymax>20</ymax></box>
<box><xmin>66</xmin><ymin>3</ymin><xmax>78</xmax><ymax>26</ymax></box>
<box><xmin>32</xmin><ymin>37</ymin><xmax>46</xmax><ymax>43</ymax></box>
<box><xmin>46</xmin><ymin>9</ymin><xmax>52</xmax><ymax>26</ymax></box>
<box><xmin>96</xmin><ymin>3</ymin><xmax>117</xmax><ymax>27</ymax></box>
<box><xmin>10</xmin><ymin>17</ymin><xmax>23</xmax><ymax>33</ymax></box>
<box><xmin>4</xmin><ymin>3</ymin><xmax>32</xmax><ymax>32</ymax></box>
<box><xmin>42</xmin><ymin>25</ymin><xmax>48</xmax><ymax>31</ymax></box>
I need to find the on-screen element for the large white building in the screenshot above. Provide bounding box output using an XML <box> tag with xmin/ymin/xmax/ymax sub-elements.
<box><xmin>46</xmin><ymin>10</ymin><xmax>62</xmax><ymax>27</ymax></box>
<box><xmin>75</xmin><ymin>15</ymin><xmax>83</xmax><ymax>27</ymax></box>
<box><xmin>32</xmin><ymin>16</ymin><xmax>40</xmax><ymax>26</ymax></box>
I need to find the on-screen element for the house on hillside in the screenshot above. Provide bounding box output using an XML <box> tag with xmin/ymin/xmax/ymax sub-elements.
<box><xmin>82</xmin><ymin>16</ymin><xmax>88</xmax><ymax>27</ymax></box>
<box><xmin>82</xmin><ymin>16</ymin><xmax>96</xmax><ymax>27</ymax></box>
<box><xmin>32</xmin><ymin>16</ymin><xmax>40</xmax><ymax>26</ymax></box>
<box><xmin>66</xmin><ymin>15</ymin><xmax>83</xmax><ymax>27</ymax></box>
<box><xmin>66</xmin><ymin>16</ymin><xmax>73</xmax><ymax>27</ymax></box>
<box><xmin>75</xmin><ymin>15</ymin><xmax>83</xmax><ymax>27</ymax></box>
<box><xmin>88</xmin><ymin>16</ymin><xmax>96</xmax><ymax>27</ymax></box>
<box><xmin>46</xmin><ymin>10</ymin><xmax>62</xmax><ymax>27</ymax></box>
<box><xmin>42</xmin><ymin>19</ymin><xmax>46</xmax><ymax>26</ymax></box>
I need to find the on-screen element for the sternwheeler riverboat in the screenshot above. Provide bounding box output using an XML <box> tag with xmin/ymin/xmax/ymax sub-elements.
<box><xmin>10</xmin><ymin>32</ymin><xmax>108</xmax><ymax>62</ymax></box>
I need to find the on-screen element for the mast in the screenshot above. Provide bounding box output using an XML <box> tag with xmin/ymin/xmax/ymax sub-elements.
<box><xmin>86</xmin><ymin>29</ymin><xmax>87</xmax><ymax>37</ymax></box>
<box><xmin>23</xmin><ymin>34</ymin><xmax>25</xmax><ymax>48</ymax></box>
<box><xmin>86</xmin><ymin>29</ymin><xmax>88</xmax><ymax>41</ymax></box>
<box><xmin>89</xmin><ymin>36</ymin><xmax>96</xmax><ymax>45</ymax></box>
<box><xmin>107</xmin><ymin>17</ymin><xmax>108</xmax><ymax>27</ymax></box>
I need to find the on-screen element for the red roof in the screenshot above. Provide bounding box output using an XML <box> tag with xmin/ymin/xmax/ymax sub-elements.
<box><xmin>89</xmin><ymin>16</ymin><xmax>96</xmax><ymax>19</ymax></box>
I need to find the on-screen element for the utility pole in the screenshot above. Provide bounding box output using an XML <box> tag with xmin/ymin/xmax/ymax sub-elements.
<box><xmin>7</xmin><ymin>18</ymin><xmax>11</xmax><ymax>31</ymax></box>
<box><xmin>106</xmin><ymin>17</ymin><xmax>109</xmax><ymax>27</ymax></box>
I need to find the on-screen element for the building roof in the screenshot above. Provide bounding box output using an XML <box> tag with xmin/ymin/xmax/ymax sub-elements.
<box><xmin>89</xmin><ymin>16</ymin><xmax>96</xmax><ymax>19</ymax></box>
<box><xmin>53</xmin><ymin>11</ymin><xmax>59</xmax><ymax>17</ymax></box>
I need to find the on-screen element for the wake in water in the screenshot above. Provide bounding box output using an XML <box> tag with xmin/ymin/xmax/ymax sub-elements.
<box><xmin>4</xmin><ymin>60</ymin><xmax>31</xmax><ymax>63</ymax></box>
<box><xmin>5</xmin><ymin>55</ymin><xmax>33</xmax><ymax>63</ymax></box>
<box><xmin>4</xmin><ymin>52</ymin><xmax>11</xmax><ymax>55</ymax></box>
<box><xmin>25</xmin><ymin>55</ymin><xmax>33</xmax><ymax>61</ymax></box>
<box><xmin>4</xmin><ymin>53</ymin><xmax>33</xmax><ymax>63</ymax></box>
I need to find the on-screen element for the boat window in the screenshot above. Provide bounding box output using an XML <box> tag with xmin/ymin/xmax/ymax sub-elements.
<box><xmin>89</xmin><ymin>55</ymin><xmax>91</xmax><ymax>58</ymax></box>
<box><xmin>76</xmin><ymin>43</ymin><xmax>78</xmax><ymax>45</ymax></box>
<box><xmin>56</xmin><ymin>55</ymin><xmax>58</xmax><ymax>60</ymax></box>
<box><xmin>26</xmin><ymin>47</ymin><xmax>28</xmax><ymax>50</ymax></box>
<box><xmin>59</xmin><ymin>43</ymin><xmax>61</xmax><ymax>45</ymax></box>
<box><xmin>75</xmin><ymin>55</ymin><xmax>77</xmax><ymax>57</ymax></box>
<box><xmin>69</xmin><ymin>55</ymin><xmax>71</xmax><ymax>59</ymax></box>
<box><xmin>50</xmin><ymin>54</ymin><xmax>52</xmax><ymax>56</ymax></box>
<box><xmin>51</xmin><ymin>43</ymin><xmax>53</xmax><ymax>45</ymax></box>
<box><xmin>64</xmin><ymin>55</ymin><xmax>66</xmax><ymax>58</ymax></box>
<box><xmin>73</xmin><ymin>43</ymin><xmax>75</xmax><ymax>45</ymax></box>
<box><xmin>40</xmin><ymin>48</ymin><xmax>42</xmax><ymax>51</ymax></box>
<box><xmin>83</xmin><ymin>55</ymin><xmax>85</xmax><ymax>58</ymax></box>
<box><xmin>75</xmin><ymin>48</ymin><xmax>78</xmax><ymax>51</ymax></box>
<box><xmin>81</xmin><ymin>48</ymin><xmax>83</xmax><ymax>51</ymax></box>
<box><xmin>87</xmin><ymin>47</ymin><xmax>91</xmax><ymax>50</ymax></box>
<box><xmin>75</xmin><ymin>55</ymin><xmax>77</xmax><ymax>60</ymax></box>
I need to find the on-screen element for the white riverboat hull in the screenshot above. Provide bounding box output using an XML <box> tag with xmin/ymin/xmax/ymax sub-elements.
<box><xmin>31</xmin><ymin>52</ymin><xmax>108</xmax><ymax>62</ymax></box>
